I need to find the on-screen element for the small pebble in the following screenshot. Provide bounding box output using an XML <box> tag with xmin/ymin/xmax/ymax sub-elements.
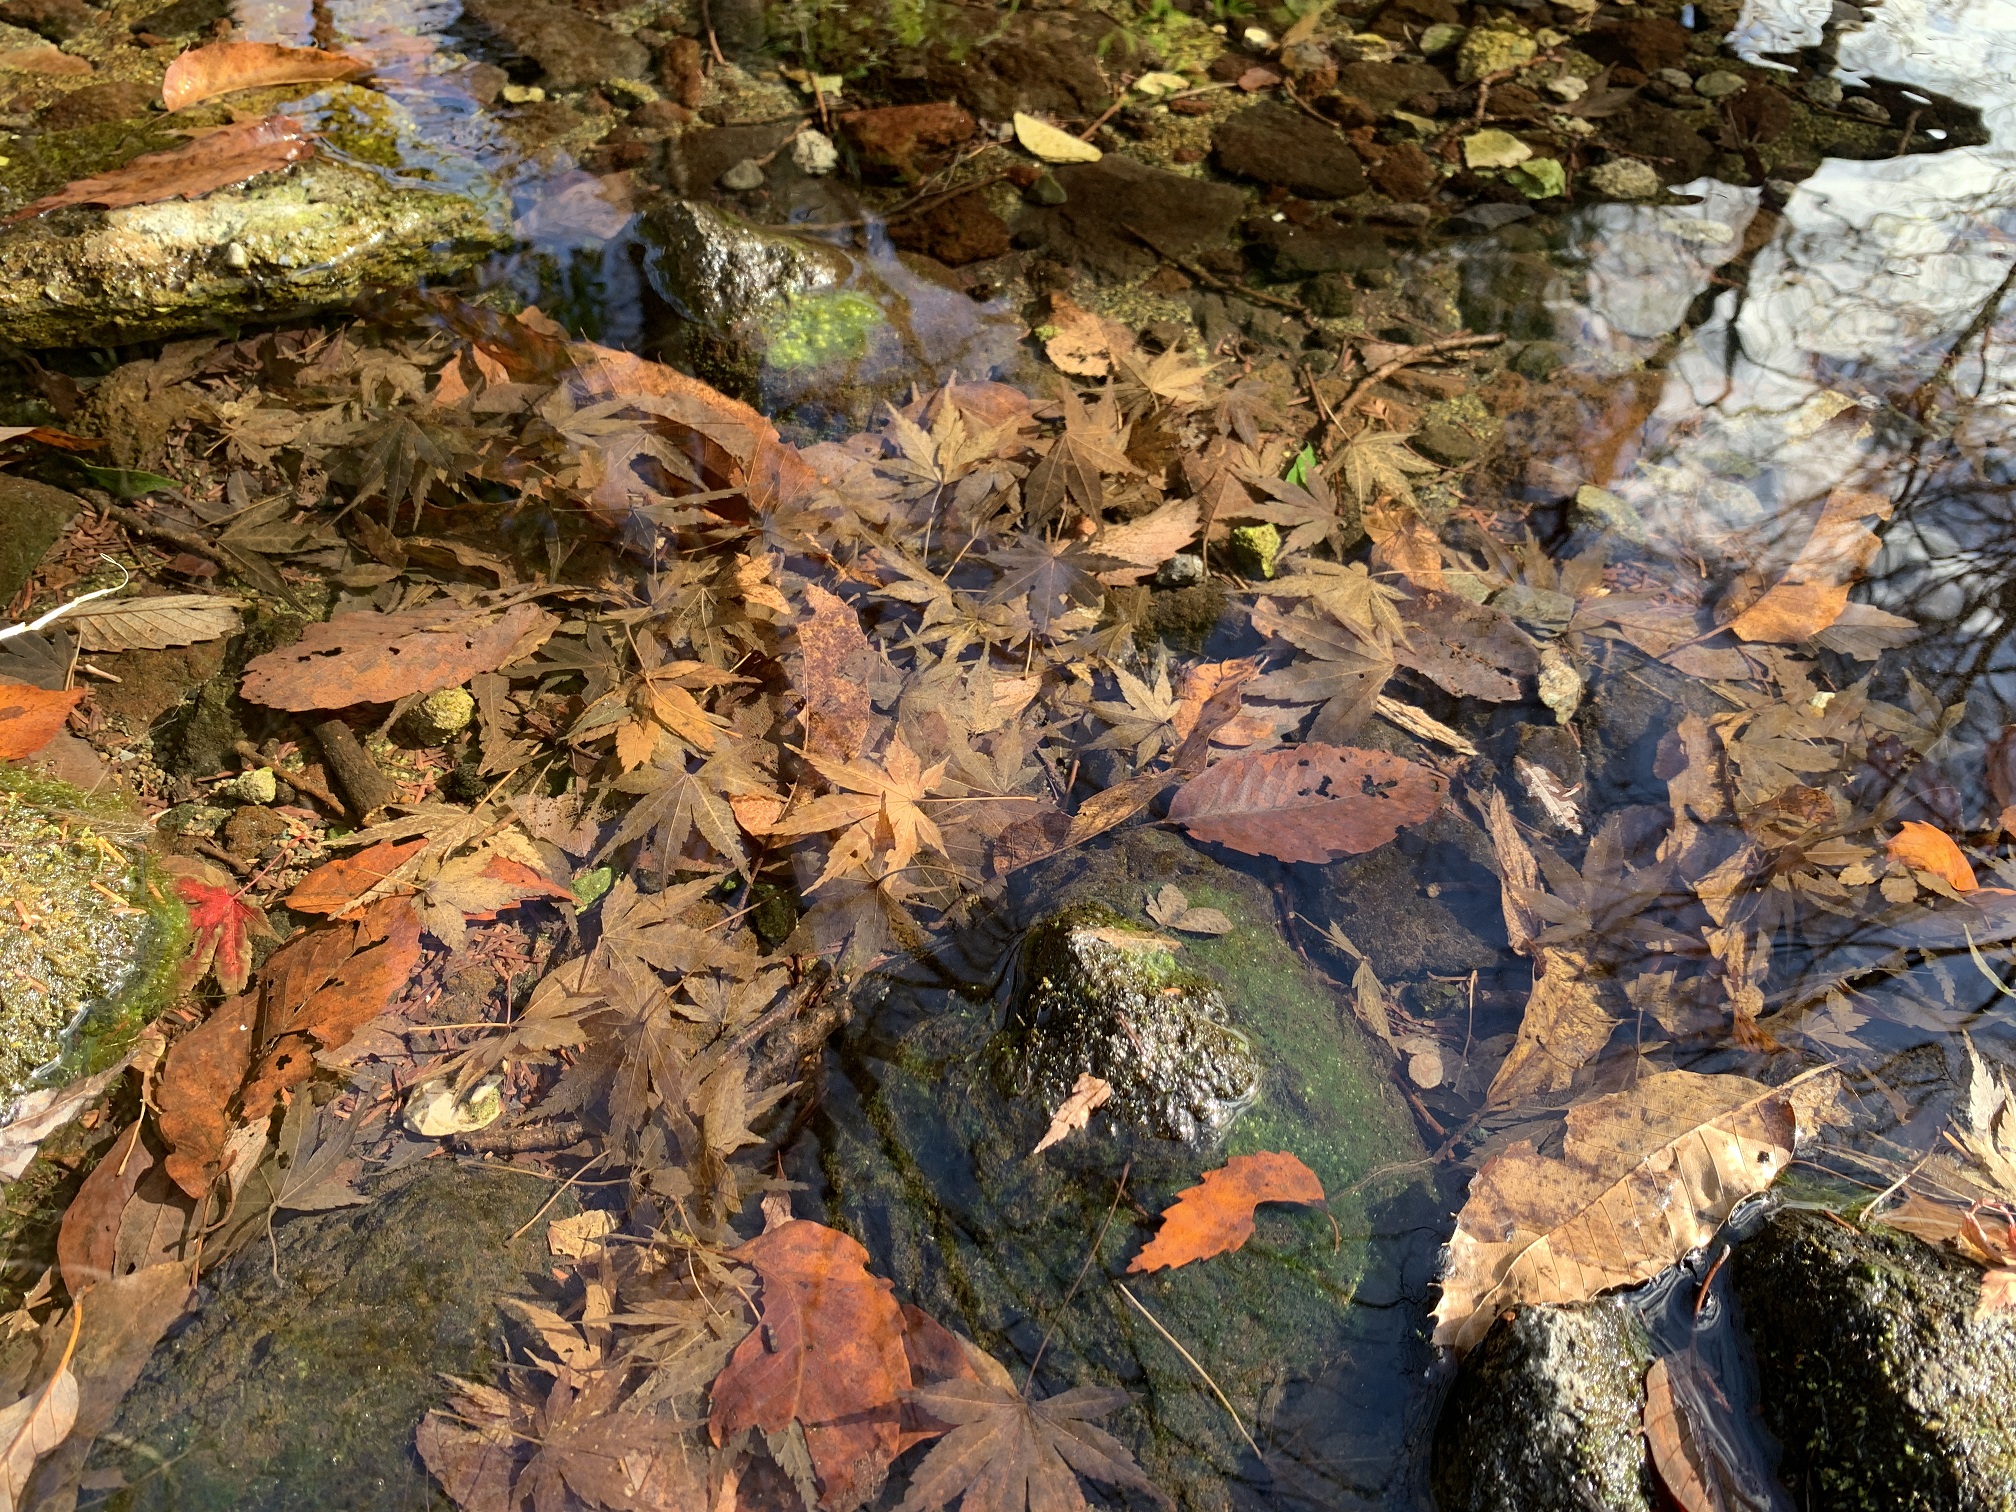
<box><xmin>213</xmin><ymin>767</ymin><xmax>278</xmax><ymax>805</ymax></box>
<box><xmin>1692</xmin><ymin>70</ymin><xmax>1746</xmax><ymax>99</ymax></box>
<box><xmin>1155</xmin><ymin>552</ymin><xmax>1205</xmax><ymax>589</ymax></box>
<box><xmin>720</xmin><ymin>157</ymin><xmax>766</xmax><ymax>190</ymax></box>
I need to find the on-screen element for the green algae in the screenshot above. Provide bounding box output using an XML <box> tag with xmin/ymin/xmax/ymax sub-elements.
<box><xmin>758</xmin><ymin>288</ymin><xmax>887</xmax><ymax>371</ymax></box>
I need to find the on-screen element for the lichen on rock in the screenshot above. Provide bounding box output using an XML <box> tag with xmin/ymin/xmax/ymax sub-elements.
<box><xmin>1003</xmin><ymin>903</ymin><xmax>1262</xmax><ymax>1146</ymax></box>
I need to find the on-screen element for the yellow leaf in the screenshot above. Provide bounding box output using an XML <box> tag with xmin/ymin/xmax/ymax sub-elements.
<box><xmin>1013</xmin><ymin>112</ymin><xmax>1102</xmax><ymax>164</ymax></box>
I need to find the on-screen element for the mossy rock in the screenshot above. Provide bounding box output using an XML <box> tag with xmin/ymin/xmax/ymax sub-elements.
<box><xmin>813</xmin><ymin>827</ymin><xmax>1427</xmax><ymax>1509</ymax></box>
<box><xmin>1002</xmin><ymin>903</ymin><xmax>1261</xmax><ymax>1145</ymax></box>
<box><xmin>1431</xmin><ymin>1300</ymin><xmax>1656</xmax><ymax>1512</ymax></box>
<box><xmin>0</xmin><ymin>765</ymin><xmax>183</xmax><ymax>1099</ymax></box>
<box><xmin>0</xmin><ymin>135</ymin><xmax>510</xmax><ymax>348</ymax></box>
<box><xmin>91</xmin><ymin>1162</ymin><xmax>576</xmax><ymax>1511</ymax></box>
<box><xmin>1735</xmin><ymin>1208</ymin><xmax>2016</xmax><ymax>1510</ymax></box>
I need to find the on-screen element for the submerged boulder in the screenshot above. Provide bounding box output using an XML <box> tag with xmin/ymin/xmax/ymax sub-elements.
<box><xmin>1004</xmin><ymin>904</ymin><xmax>1261</xmax><ymax>1146</ymax></box>
<box><xmin>0</xmin><ymin>124</ymin><xmax>510</xmax><ymax>348</ymax></box>
<box><xmin>640</xmin><ymin>199</ymin><xmax>1021</xmax><ymax>428</ymax></box>
<box><xmin>1431</xmin><ymin>1300</ymin><xmax>1656</xmax><ymax>1512</ymax></box>
<box><xmin>1735</xmin><ymin>1208</ymin><xmax>2016</xmax><ymax>1509</ymax></box>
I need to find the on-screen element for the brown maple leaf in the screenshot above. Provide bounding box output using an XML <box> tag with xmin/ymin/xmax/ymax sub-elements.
<box><xmin>769</xmin><ymin>732</ymin><xmax>949</xmax><ymax>892</ymax></box>
<box><xmin>896</xmin><ymin>1373</ymin><xmax>1159</xmax><ymax>1512</ymax></box>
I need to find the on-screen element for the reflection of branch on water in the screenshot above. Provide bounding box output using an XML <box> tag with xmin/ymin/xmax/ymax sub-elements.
<box><xmin>1909</xmin><ymin>258</ymin><xmax>2016</xmax><ymax>414</ymax></box>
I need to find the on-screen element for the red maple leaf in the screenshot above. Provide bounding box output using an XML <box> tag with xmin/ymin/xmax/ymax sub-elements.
<box><xmin>170</xmin><ymin>860</ymin><xmax>272</xmax><ymax>995</ymax></box>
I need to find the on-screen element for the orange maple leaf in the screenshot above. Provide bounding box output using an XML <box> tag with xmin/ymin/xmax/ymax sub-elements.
<box><xmin>1127</xmin><ymin>1152</ymin><xmax>1326</xmax><ymax>1273</ymax></box>
<box><xmin>769</xmin><ymin>731</ymin><xmax>949</xmax><ymax>891</ymax></box>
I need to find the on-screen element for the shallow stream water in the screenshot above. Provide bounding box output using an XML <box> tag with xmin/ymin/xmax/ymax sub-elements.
<box><xmin>21</xmin><ymin>0</ymin><xmax>2016</xmax><ymax>1501</ymax></box>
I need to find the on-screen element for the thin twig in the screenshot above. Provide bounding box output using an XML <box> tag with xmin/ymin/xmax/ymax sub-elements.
<box><xmin>508</xmin><ymin>1149</ymin><xmax>611</xmax><ymax>1242</ymax></box>
<box><xmin>1120</xmin><ymin>222</ymin><xmax>1310</xmax><ymax>316</ymax></box>
<box><xmin>1024</xmin><ymin>1161</ymin><xmax>1131</xmax><ymax>1395</ymax></box>
<box><xmin>1331</xmin><ymin>332</ymin><xmax>1506</xmax><ymax>423</ymax></box>
<box><xmin>1116</xmin><ymin>1281</ymin><xmax>1263</xmax><ymax>1458</ymax></box>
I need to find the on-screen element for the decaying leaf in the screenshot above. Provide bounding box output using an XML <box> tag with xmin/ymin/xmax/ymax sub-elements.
<box><xmin>1434</xmin><ymin>1069</ymin><xmax>1838</xmax><ymax>1352</ymax></box>
<box><xmin>160</xmin><ymin>41</ymin><xmax>370</xmax><ymax>111</ymax></box>
<box><xmin>240</xmin><ymin>603</ymin><xmax>556</xmax><ymax>711</ymax></box>
<box><xmin>155</xmin><ymin>996</ymin><xmax>255</xmax><ymax>1200</ymax></box>
<box><xmin>1127</xmin><ymin>1152</ymin><xmax>1325</xmax><ymax>1273</ymax></box>
<box><xmin>797</xmin><ymin>584</ymin><xmax>875</xmax><ymax>763</ymax></box>
<box><xmin>1720</xmin><ymin>489</ymin><xmax>1892</xmax><ymax>644</ymax></box>
<box><xmin>66</xmin><ymin>595</ymin><xmax>245</xmax><ymax>652</ymax></box>
<box><xmin>0</xmin><ymin>1314</ymin><xmax>79</xmax><ymax>1511</ymax></box>
<box><xmin>1887</xmin><ymin>820</ymin><xmax>1978</xmax><ymax>893</ymax></box>
<box><xmin>708</xmin><ymin>1220</ymin><xmax>912</xmax><ymax>1510</ymax></box>
<box><xmin>1167</xmin><ymin>743</ymin><xmax>1446</xmax><ymax>864</ymax></box>
<box><xmin>1644</xmin><ymin>1356</ymin><xmax>1736</xmax><ymax>1512</ymax></box>
<box><xmin>6</xmin><ymin>115</ymin><xmax>315</xmax><ymax>224</ymax></box>
<box><xmin>1031</xmin><ymin>1073</ymin><xmax>1113</xmax><ymax>1155</ymax></box>
<box><xmin>1145</xmin><ymin>884</ymin><xmax>1233</xmax><ymax>936</ymax></box>
<box><xmin>1484</xmin><ymin>947</ymin><xmax>1614</xmax><ymax>1109</ymax></box>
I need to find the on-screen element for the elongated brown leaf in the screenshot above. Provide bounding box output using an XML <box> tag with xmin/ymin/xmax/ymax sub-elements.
<box><xmin>1434</xmin><ymin>1069</ymin><xmax>1838</xmax><ymax>1352</ymax></box>
<box><xmin>240</xmin><ymin>603</ymin><xmax>555</xmax><ymax>710</ymax></box>
<box><xmin>6</xmin><ymin>115</ymin><xmax>314</xmax><ymax>225</ymax></box>
<box><xmin>797</xmin><ymin>583</ymin><xmax>874</xmax><ymax>763</ymax></box>
<box><xmin>160</xmin><ymin>42</ymin><xmax>369</xmax><ymax>111</ymax></box>
<box><xmin>155</xmin><ymin>997</ymin><xmax>255</xmax><ymax>1199</ymax></box>
<box><xmin>1167</xmin><ymin>743</ymin><xmax>1445</xmax><ymax>863</ymax></box>
<box><xmin>68</xmin><ymin>595</ymin><xmax>244</xmax><ymax>652</ymax></box>
<box><xmin>1720</xmin><ymin>488</ymin><xmax>1891</xmax><ymax>644</ymax></box>
<box><xmin>55</xmin><ymin>1124</ymin><xmax>150</xmax><ymax>1298</ymax></box>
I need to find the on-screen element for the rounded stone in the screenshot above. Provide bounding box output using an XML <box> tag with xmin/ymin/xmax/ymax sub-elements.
<box><xmin>1691</xmin><ymin>69</ymin><xmax>1747</xmax><ymax>99</ymax></box>
<box><xmin>1583</xmin><ymin>158</ymin><xmax>1663</xmax><ymax>200</ymax></box>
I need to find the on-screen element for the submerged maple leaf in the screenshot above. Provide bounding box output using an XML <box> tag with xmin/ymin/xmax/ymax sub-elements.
<box><xmin>769</xmin><ymin>732</ymin><xmax>950</xmax><ymax>892</ymax></box>
<box><xmin>168</xmin><ymin>859</ymin><xmax>272</xmax><ymax>995</ymax></box>
<box><xmin>1127</xmin><ymin>1152</ymin><xmax>1325</xmax><ymax>1273</ymax></box>
<box><xmin>896</xmin><ymin>1373</ymin><xmax>1159</xmax><ymax>1512</ymax></box>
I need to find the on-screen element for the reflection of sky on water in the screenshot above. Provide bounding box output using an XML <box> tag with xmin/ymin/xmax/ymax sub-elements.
<box><xmin>231</xmin><ymin>0</ymin><xmax>649</xmax><ymax>337</ymax></box>
<box><xmin>1544</xmin><ymin>0</ymin><xmax>2016</xmax><ymax>736</ymax></box>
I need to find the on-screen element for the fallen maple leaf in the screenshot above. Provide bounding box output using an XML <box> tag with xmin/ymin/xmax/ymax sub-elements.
<box><xmin>769</xmin><ymin>732</ymin><xmax>949</xmax><ymax>892</ymax></box>
<box><xmin>160</xmin><ymin>41</ymin><xmax>370</xmax><ymax>111</ymax></box>
<box><xmin>1721</xmin><ymin>488</ymin><xmax>1892</xmax><ymax>644</ymax></box>
<box><xmin>166</xmin><ymin>858</ymin><xmax>272</xmax><ymax>996</ymax></box>
<box><xmin>6</xmin><ymin>115</ymin><xmax>315</xmax><ymax>225</ymax></box>
<box><xmin>1127</xmin><ymin>1152</ymin><xmax>1325</xmax><ymax>1273</ymax></box>
<box><xmin>1484</xmin><ymin>946</ymin><xmax>1614</xmax><ymax>1109</ymax></box>
<box><xmin>0</xmin><ymin>683</ymin><xmax>80</xmax><ymax>760</ymax></box>
<box><xmin>1433</xmin><ymin>1069</ymin><xmax>1839</xmax><ymax>1353</ymax></box>
<box><xmin>239</xmin><ymin>603</ymin><xmax>555</xmax><ymax>711</ymax></box>
<box><xmin>1031</xmin><ymin>1073</ymin><xmax>1113</xmax><ymax>1155</ymax></box>
<box><xmin>1166</xmin><ymin>743</ymin><xmax>1446</xmax><ymax>864</ymax></box>
<box><xmin>897</xmin><ymin>1375</ymin><xmax>1158</xmax><ymax>1512</ymax></box>
<box><xmin>708</xmin><ymin>1220</ymin><xmax>912</xmax><ymax>1511</ymax></box>
<box><xmin>1887</xmin><ymin>820</ymin><xmax>1977</xmax><ymax>892</ymax></box>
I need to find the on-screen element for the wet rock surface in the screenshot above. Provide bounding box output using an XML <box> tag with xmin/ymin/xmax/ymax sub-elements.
<box><xmin>642</xmin><ymin>199</ymin><xmax>1020</xmax><ymax>424</ymax></box>
<box><xmin>1735</xmin><ymin>1208</ymin><xmax>2016</xmax><ymax>1510</ymax></box>
<box><xmin>94</xmin><ymin>1162</ymin><xmax>571</xmax><ymax>1511</ymax></box>
<box><xmin>0</xmin><ymin>770</ymin><xmax>173</xmax><ymax>1097</ymax></box>
<box><xmin>460</xmin><ymin>0</ymin><xmax>649</xmax><ymax>88</ymax></box>
<box><xmin>0</xmin><ymin>157</ymin><xmax>509</xmax><ymax>349</ymax></box>
<box><xmin>1012</xmin><ymin>155</ymin><xmax>1245</xmax><ymax>282</ymax></box>
<box><xmin>1212</xmin><ymin>102</ymin><xmax>1367</xmax><ymax>199</ymax></box>
<box><xmin>815</xmin><ymin>826</ymin><xmax>1429</xmax><ymax>1508</ymax></box>
<box><xmin>1005</xmin><ymin>905</ymin><xmax>1262</xmax><ymax>1146</ymax></box>
<box><xmin>1431</xmin><ymin>1300</ymin><xmax>1655</xmax><ymax>1512</ymax></box>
